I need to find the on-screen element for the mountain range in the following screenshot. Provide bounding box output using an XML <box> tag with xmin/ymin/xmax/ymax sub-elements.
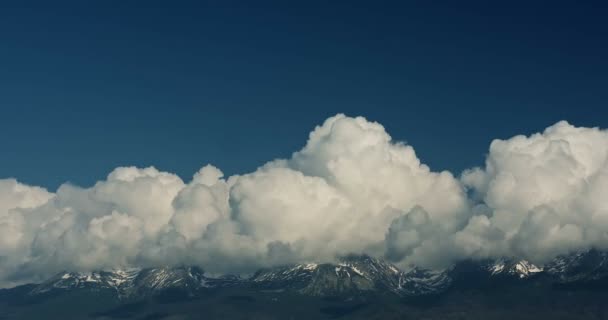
<box><xmin>2</xmin><ymin>250</ymin><xmax>608</xmax><ymax>319</ymax></box>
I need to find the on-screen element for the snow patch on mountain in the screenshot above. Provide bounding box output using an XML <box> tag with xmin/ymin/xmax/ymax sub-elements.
<box><xmin>398</xmin><ymin>268</ymin><xmax>452</xmax><ymax>295</ymax></box>
<box><xmin>487</xmin><ymin>259</ymin><xmax>543</xmax><ymax>278</ymax></box>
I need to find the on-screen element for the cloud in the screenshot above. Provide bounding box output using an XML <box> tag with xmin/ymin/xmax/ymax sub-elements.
<box><xmin>460</xmin><ymin>121</ymin><xmax>608</xmax><ymax>263</ymax></box>
<box><xmin>1</xmin><ymin>116</ymin><xmax>607</xmax><ymax>286</ymax></box>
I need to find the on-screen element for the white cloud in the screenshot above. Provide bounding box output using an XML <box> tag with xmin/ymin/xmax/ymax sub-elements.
<box><xmin>461</xmin><ymin>121</ymin><xmax>608</xmax><ymax>263</ymax></box>
<box><xmin>1</xmin><ymin>116</ymin><xmax>607</xmax><ymax>287</ymax></box>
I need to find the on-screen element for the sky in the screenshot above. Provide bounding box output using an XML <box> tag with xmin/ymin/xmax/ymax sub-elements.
<box><xmin>1</xmin><ymin>1</ymin><xmax>608</xmax><ymax>287</ymax></box>
<box><xmin>1</xmin><ymin>1</ymin><xmax>607</xmax><ymax>190</ymax></box>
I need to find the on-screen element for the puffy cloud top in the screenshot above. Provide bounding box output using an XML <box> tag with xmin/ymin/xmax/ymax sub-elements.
<box><xmin>461</xmin><ymin>121</ymin><xmax>608</xmax><ymax>262</ymax></box>
<box><xmin>1</xmin><ymin>116</ymin><xmax>607</xmax><ymax>287</ymax></box>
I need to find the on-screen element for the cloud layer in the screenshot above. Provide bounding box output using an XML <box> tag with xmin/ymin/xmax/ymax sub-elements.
<box><xmin>1</xmin><ymin>115</ymin><xmax>607</xmax><ymax>287</ymax></box>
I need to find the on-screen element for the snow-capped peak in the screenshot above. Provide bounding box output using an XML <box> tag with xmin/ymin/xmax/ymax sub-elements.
<box><xmin>29</xmin><ymin>266</ymin><xmax>241</xmax><ymax>298</ymax></box>
<box><xmin>31</xmin><ymin>268</ymin><xmax>141</xmax><ymax>295</ymax></box>
<box><xmin>487</xmin><ymin>259</ymin><xmax>543</xmax><ymax>278</ymax></box>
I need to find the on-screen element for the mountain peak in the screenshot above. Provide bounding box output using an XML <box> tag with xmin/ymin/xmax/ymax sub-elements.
<box><xmin>487</xmin><ymin>259</ymin><xmax>543</xmax><ymax>279</ymax></box>
<box><xmin>251</xmin><ymin>255</ymin><xmax>402</xmax><ymax>296</ymax></box>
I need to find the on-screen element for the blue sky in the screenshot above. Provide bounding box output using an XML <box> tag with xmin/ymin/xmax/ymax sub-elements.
<box><xmin>1</xmin><ymin>1</ymin><xmax>607</xmax><ymax>190</ymax></box>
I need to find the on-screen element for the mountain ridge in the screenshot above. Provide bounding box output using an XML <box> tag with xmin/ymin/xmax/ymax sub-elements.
<box><xmin>4</xmin><ymin>251</ymin><xmax>608</xmax><ymax>319</ymax></box>
<box><xmin>12</xmin><ymin>249</ymin><xmax>608</xmax><ymax>300</ymax></box>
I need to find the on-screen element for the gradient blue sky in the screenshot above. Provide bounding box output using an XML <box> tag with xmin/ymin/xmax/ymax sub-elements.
<box><xmin>1</xmin><ymin>1</ymin><xmax>607</xmax><ymax>190</ymax></box>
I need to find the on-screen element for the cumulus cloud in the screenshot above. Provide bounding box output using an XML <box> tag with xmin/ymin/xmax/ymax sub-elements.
<box><xmin>1</xmin><ymin>116</ymin><xmax>608</xmax><ymax>287</ymax></box>
<box><xmin>460</xmin><ymin>121</ymin><xmax>608</xmax><ymax>263</ymax></box>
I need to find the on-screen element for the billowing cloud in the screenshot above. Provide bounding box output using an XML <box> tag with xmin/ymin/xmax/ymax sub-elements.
<box><xmin>460</xmin><ymin>121</ymin><xmax>608</xmax><ymax>263</ymax></box>
<box><xmin>1</xmin><ymin>116</ymin><xmax>607</xmax><ymax>287</ymax></box>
